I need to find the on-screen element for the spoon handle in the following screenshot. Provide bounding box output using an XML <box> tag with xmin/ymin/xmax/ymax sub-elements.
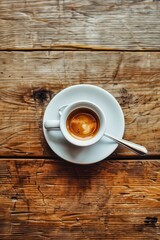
<box><xmin>104</xmin><ymin>133</ymin><xmax>148</xmax><ymax>156</ymax></box>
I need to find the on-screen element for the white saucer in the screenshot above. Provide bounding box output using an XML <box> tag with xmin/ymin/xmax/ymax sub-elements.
<box><xmin>43</xmin><ymin>84</ymin><xmax>125</xmax><ymax>164</ymax></box>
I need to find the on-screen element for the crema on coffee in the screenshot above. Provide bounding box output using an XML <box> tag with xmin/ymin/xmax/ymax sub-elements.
<box><xmin>66</xmin><ymin>108</ymin><xmax>100</xmax><ymax>140</ymax></box>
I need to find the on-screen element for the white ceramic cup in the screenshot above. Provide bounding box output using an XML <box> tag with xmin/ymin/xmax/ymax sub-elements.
<box><xmin>44</xmin><ymin>101</ymin><xmax>106</xmax><ymax>147</ymax></box>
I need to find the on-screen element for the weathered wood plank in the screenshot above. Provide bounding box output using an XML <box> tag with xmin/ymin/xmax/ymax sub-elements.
<box><xmin>0</xmin><ymin>0</ymin><xmax>160</xmax><ymax>50</ymax></box>
<box><xmin>0</xmin><ymin>51</ymin><xmax>159</xmax><ymax>157</ymax></box>
<box><xmin>0</xmin><ymin>158</ymin><xmax>160</xmax><ymax>239</ymax></box>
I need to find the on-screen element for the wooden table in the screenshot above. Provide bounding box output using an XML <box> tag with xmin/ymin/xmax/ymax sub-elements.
<box><xmin>0</xmin><ymin>1</ymin><xmax>160</xmax><ymax>239</ymax></box>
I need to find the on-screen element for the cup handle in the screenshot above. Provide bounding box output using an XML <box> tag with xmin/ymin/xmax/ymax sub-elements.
<box><xmin>44</xmin><ymin>120</ymin><xmax>60</xmax><ymax>129</ymax></box>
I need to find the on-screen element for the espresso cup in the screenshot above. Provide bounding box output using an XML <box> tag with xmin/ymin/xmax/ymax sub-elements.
<box><xmin>44</xmin><ymin>101</ymin><xmax>106</xmax><ymax>147</ymax></box>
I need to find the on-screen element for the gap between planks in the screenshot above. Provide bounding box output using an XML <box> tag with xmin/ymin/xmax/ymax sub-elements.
<box><xmin>0</xmin><ymin>155</ymin><xmax>159</xmax><ymax>160</ymax></box>
<box><xmin>0</xmin><ymin>48</ymin><xmax>160</xmax><ymax>52</ymax></box>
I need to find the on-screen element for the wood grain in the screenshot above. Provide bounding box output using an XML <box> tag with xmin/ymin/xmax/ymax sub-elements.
<box><xmin>0</xmin><ymin>158</ymin><xmax>160</xmax><ymax>239</ymax></box>
<box><xmin>0</xmin><ymin>51</ymin><xmax>159</xmax><ymax>157</ymax></box>
<box><xmin>0</xmin><ymin>0</ymin><xmax>160</xmax><ymax>50</ymax></box>
<box><xmin>0</xmin><ymin>1</ymin><xmax>159</xmax><ymax>240</ymax></box>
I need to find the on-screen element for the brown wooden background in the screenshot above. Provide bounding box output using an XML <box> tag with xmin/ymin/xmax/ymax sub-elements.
<box><xmin>0</xmin><ymin>1</ymin><xmax>160</xmax><ymax>239</ymax></box>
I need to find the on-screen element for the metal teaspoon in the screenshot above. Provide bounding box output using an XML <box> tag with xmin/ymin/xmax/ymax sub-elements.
<box><xmin>58</xmin><ymin>105</ymin><xmax>148</xmax><ymax>156</ymax></box>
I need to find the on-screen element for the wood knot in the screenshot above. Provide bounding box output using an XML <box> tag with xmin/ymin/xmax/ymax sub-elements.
<box><xmin>11</xmin><ymin>196</ymin><xmax>18</xmax><ymax>202</ymax></box>
<box><xmin>32</xmin><ymin>88</ymin><xmax>54</xmax><ymax>104</ymax></box>
<box><xmin>144</xmin><ymin>217</ymin><xmax>158</xmax><ymax>227</ymax></box>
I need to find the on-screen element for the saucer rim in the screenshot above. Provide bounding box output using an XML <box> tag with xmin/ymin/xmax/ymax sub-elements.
<box><xmin>43</xmin><ymin>84</ymin><xmax>125</xmax><ymax>164</ymax></box>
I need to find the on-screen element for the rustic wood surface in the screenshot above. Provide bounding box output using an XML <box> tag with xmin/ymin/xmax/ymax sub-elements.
<box><xmin>0</xmin><ymin>0</ymin><xmax>160</xmax><ymax>239</ymax></box>
<box><xmin>0</xmin><ymin>159</ymin><xmax>160</xmax><ymax>240</ymax></box>
<box><xmin>0</xmin><ymin>0</ymin><xmax>160</xmax><ymax>50</ymax></box>
<box><xmin>0</xmin><ymin>51</ymin><xmax>159</xmax><ymax>157</ymax></box>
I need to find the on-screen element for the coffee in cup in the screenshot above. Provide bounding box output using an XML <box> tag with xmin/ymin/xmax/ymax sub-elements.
<box><xmin>66</xmin><ymin>108</ymin><xmax>100</xmax><ymax>140</ymax></box>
